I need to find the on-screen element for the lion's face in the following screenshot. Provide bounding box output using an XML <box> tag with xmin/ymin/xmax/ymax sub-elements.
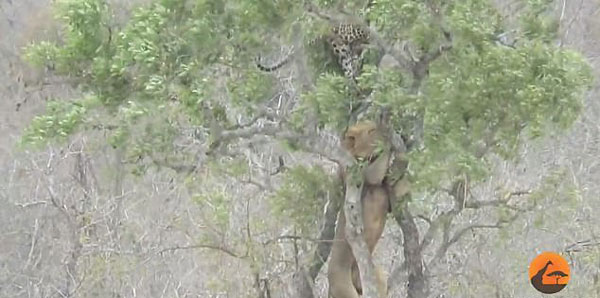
<box><xmin>342</xmin><ymin>121</ymin><xmax>382</xmax><ymax>159</ymax></box>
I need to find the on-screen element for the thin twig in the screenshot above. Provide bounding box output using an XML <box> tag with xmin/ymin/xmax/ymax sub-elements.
<box><xmin>157</xmin><ymin>244</ymin><xmax>242</xmax><ymax>259</ymax></box>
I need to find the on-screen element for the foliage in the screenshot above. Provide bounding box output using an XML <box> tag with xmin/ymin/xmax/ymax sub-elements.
<box><xmin>20</xmin><ymin>96</ymin><xmax>97</xmax><ymax>148</ymax></box>
<box><xmin>192</xmin><ymin>191</ymin><xmax>232</xmax><ymax>229</ymax></box>
<box><xmin>16</xmin><ymin>0</ymin><xmax>597</xmax><ymax>296</ymax></box>
<box><xmin>22</xmin><ymin>0</ymin><xmax>593</xmax><ymax>181</ymax></box>
<box><xmin>368</xmin><ymin>0</ymin><xmax>445</xmax><ymax>48</ymax></box>
<box><xmin>412</xmin><ymin>41</ymin><xmax>591</xmax><ymax>189</ymax></box>
<box><xmin>298</xmin><ymin>73</ymin><xmax>355</xmax><ymax>130</ymax></box>
<box><xmin>20</xmin><ymin>0</ymin><xmax>593</xmax><ymax>235</ymax></box>
<box><xmin>271</xmin><ymin>166</ymin><xmax>339</xmax><ymax>234</ymax></box>
<box><xmin>24</xmin><ymin>0</ymin><xmax>109</xmax><ymax>75</ymax></box>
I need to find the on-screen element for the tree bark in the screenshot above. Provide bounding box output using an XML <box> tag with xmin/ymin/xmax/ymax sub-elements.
<box><xmin>288</xmin><ymin>268</ymin><xmax>316</xmax><ymax>298</ymax></box>
<box><xmin>287</xmin><ymin>173</ymin><xmax>343</xmax><ymax>298</ymax></box>
<box><xmin>393</xmin><ymin>203</ymin><xmax>429</xmax><ymax>298</ymax></box>
<box><xmin>344</xmin><ymin>178</ymin><xmax>381</xmax><ymax>298</ymax></box>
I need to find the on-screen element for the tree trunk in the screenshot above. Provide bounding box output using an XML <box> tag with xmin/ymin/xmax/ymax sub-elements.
<box><xmin>287</xmin><ymin>268</ymin><xmax>316</xmax><ymax>298</ymax></box>
<box><xmin>287</xmin><ymin>176</ymin><xmax>343</xmax><ymax>298</ymax></box>
<box><xmin>344</xmin><ymin>179</ymin><xmax>381</xmax><ymax>298</ymax></box>
<box><xmin>394</xmin><ymin>204</ymin><xmax>429</xmax><ymax>298</ymax></box>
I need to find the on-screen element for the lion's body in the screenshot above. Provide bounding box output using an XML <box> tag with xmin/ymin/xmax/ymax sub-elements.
<box><xmin>328</xmin><ymin>121</ymin><xmax>390</xmax><ymax>298</ymax></box>
<box><xmin>328</xmin><ymin>187</ymin><xmax>388</xmax><ymax>298</ymax></box>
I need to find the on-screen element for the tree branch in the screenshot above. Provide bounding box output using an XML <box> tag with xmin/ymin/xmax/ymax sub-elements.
<box><xmin>208</xmin><ymin>124</ymin><xmax>282</xmax><ymax>153</ymax></box>
<box><xmin>263</xmin><ymin>235</ymin><xmax>339</xmax><ymax>245</ymax></box>
<box><xmin>429</xmin><ymin>208</ymin><xmax>524</xmax><ymax>268</ymax></box>
<box><xmin>393</xmin><ymin>203</ymin><xmax>428</xmax><ymax>298</ymax></box>
<box><xmin>465</xmin><ymin>190</ymin><xmax>531</xmax><ymax>209</ymax></box>
<box><xmin>565</xmin><ymin>239</ymin><xmax>600</xmax><ymax>253</ymax></box>
<box><xmin>285</xmin><ymin>167</ymin><xmax>344</xmax><ymax>298</ymax></box>
<box><xmin>419</xmin><ymin>215</ymin><xmax>442</xmax><ymax>252</ymax></box>
<box><xmin>308</xmin><ymin>185</ymin><xmax>344</xmax><ymax>279</ymax></box>
<box><xmin>152</xmin><ymin>158</ymin><xmax>197</xmax><ymax>174</ymax></box>
<box><xmin>157</xmin><ymin>243</ymin><xmax>242</xmax><ymax>259</ymax></box>
<box><xmin>343</xmin><ymin>175</ymin><xmax>381</xmax><ymax>298</ymax></box>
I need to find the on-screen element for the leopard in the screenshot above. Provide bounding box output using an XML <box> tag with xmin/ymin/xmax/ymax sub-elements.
<box><xmin>256</xmin><ymin>22</ymin><xmax>371</xmax><ymax>83</ymax></box>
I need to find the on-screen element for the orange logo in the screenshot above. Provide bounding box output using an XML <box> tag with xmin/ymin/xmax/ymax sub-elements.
<box><xmin>529</xmin><ymin>252</ymin><xmax>570</xmax><ymax>294</ymax></box>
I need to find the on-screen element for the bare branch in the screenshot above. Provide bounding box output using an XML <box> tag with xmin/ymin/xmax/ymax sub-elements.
<box><xmin>560</xmin><ymin>0</ymin><xmax>585</xmax><ymax>45</ymax></box>
<box><xmin>152</xmin><ymin>158</ymin><xmax>197</xmax><ymax>174</ymax></box>
<box><xmin>429</xmin><ymin>212</ymin><xmax>522</xmax><ymax>268</ymax></box>
<box><xmin>210</xmin><ymin>123</ymin><xmax>282</xmax><ymax>151</ymax></box>
<box><xmin>416</xmin><ymin>214</ymin><xmax>432</xmax><ymax>225</ymax></box>
<box><xmin>14</xmin><ymin>201</ymin><xmax>48</xmax><ymax>208</ymax></box>
<box><xmin>23</xmin><ymin>219</ymin><xmax>39</xmax><ymax>271</ymax></box>
<box><xmin>419</xmin><ymin>215</ymin><xmax>442</xmax><ymax>252</ymax></box>
<box><xmin>245</xmin><ymin>195</ymin><xmax>253</xmax><ymax>257</ymax></box>
<box><xmin>226</xmin><ymin>108</ymin><xmax>278</xmax><ymax>130</ymax></box>
<box><xmin>304</xmin><ymin>2</ymin><xmax>335</xmax><ymax>23</ymax></box>
<box><xmin>242</xmin><ymin>177</ymin><xmax>270</xmax><ymax>191</ymax></box>
<box><xmin>363</xmin><ymin>0</ymin><xmax>375</xmax><ymax>12</ymax></box>
<box><xmin>367</xmin><ymin>28</ymin><xmax>415</xmax><ymax>71</ymax></box>
<box><xmin>263</xmin><ymin>235</ymin><xmax>340</xmax><ymax>245</ymax></box>
<box><xmin>564</xmin><ymin>239</ymin><xmax>600</xmax><ymax>253</ymax></box>
<box><xmin>465</xmin><ymin>190</ymin><xmax>531</xmax><ymax>209</ymax></box>
<box><xmin>157</xmin><ymin>244</ymin><xmax>242</xmax><ymax>259</ymax></box>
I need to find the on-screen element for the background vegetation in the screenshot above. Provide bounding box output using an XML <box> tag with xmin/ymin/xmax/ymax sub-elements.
<box><xmin>1</xmin><ymin>0</ymin><xmax>600</xmax><ymax>297</ymax></box>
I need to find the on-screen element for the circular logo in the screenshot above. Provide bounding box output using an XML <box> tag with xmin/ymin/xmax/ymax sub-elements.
<box><xmin>529</xmin><ymin>252</ymin><xmax>570</xmax><ymax>294</ymax></box>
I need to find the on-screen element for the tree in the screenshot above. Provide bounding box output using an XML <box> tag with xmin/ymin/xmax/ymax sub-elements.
<box><xmin>21</xmin><ymin>0</ymin><xmax>592</xmax><ymax>297</ymax></box>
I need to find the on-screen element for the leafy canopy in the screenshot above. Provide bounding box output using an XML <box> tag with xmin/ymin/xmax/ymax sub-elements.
<box><xmin>22</xmin><ymin>0</ymin><xmax>592</xmax><ymax>196</ymax></box>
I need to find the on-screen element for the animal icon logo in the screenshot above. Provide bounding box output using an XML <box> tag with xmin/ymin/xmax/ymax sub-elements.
<box><xmin>529</xmin><ymin>252</ymin><xmax>570</xmax><ymax>294</ymax></box>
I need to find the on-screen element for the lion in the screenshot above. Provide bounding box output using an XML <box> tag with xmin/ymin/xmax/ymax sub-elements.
<box><xmin>328</xmin><ymin>120</ymin><xmax>409</xmax><ymax>298</ymax></box>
